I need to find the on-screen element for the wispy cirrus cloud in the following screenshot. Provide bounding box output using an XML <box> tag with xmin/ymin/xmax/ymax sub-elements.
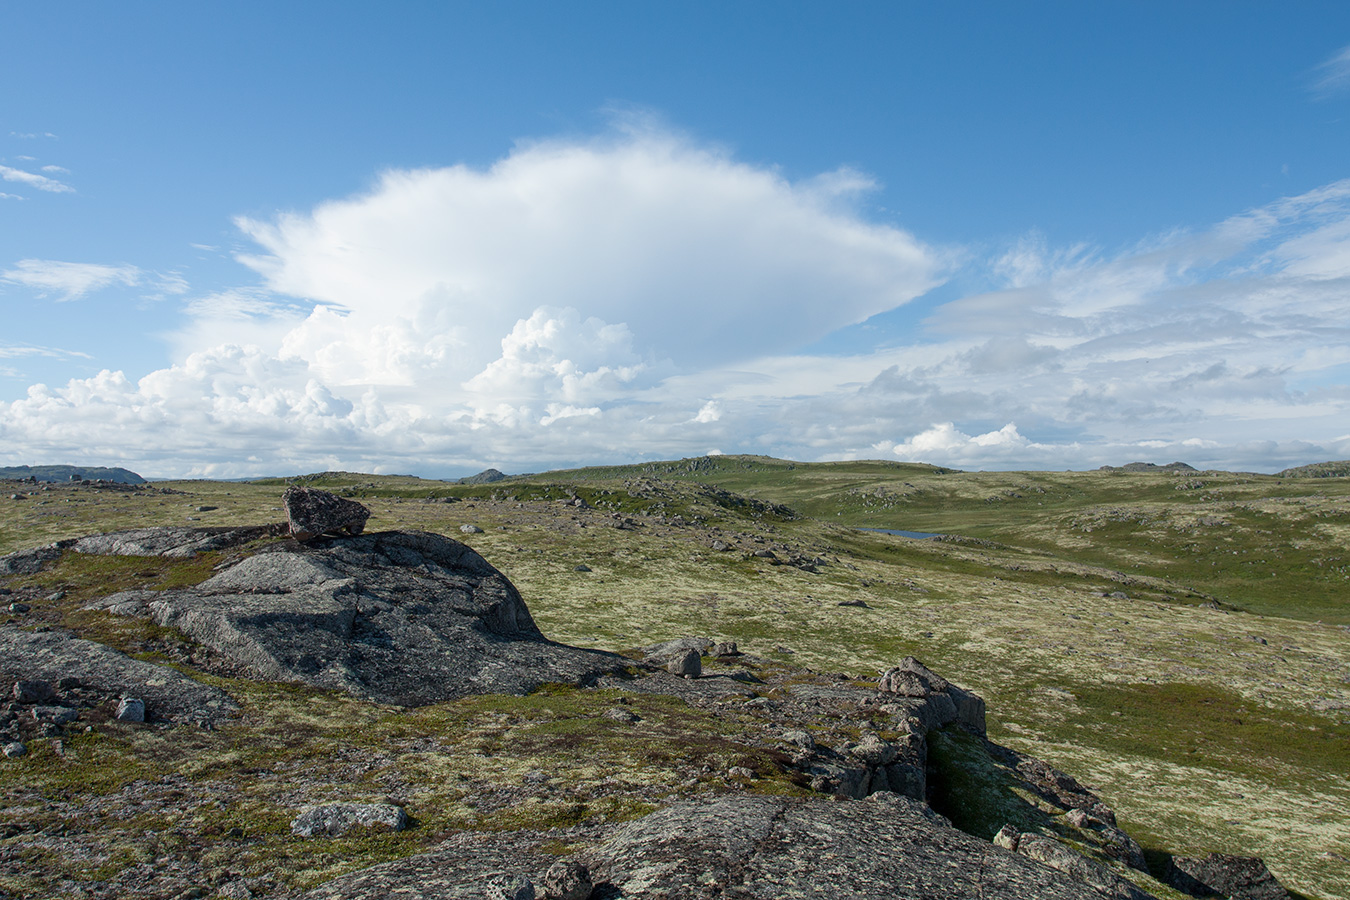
<box><xmin>9</xmin><ymin>131</ymin><xmax>57</xmax><ymax>140</ymax></box>
<box><xmin>0</xmin><ymin>163</ymin><xmax>74</xmax><ymax>194</ymax></box>
<box><xmin>1</xmin><ymin>259</ymin><xmax>141</xmax><ymax>301</ymax></box>
<box><xmin>1312</xmin><ymin>43</ymin><xmax>1350</xmax><ymax>97</ymax></box>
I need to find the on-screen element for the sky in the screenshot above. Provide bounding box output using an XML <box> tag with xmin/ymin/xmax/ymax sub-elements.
<box><xmin>2</xmin><ymin>2</ymin><xmax>1350</xmax><ymax>478</ymax></box>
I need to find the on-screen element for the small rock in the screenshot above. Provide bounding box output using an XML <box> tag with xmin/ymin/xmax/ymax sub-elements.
<box><xmin>603</xmin><ymin>707</ymin><xmax>641</xmax><ymax>724</ymax></box>
<box><xmin>540</xmin><ymin>861</ymin><xmax>592</xmax><ymax>900</ymax></box>
<box><xmin>667</xmin><ymin>649</ymin><xmax>701</xmax><ymax>678</ymax></box>
<box><xmin>290</xmin><ymin>802</ymin><xmax>408</xmax><ymax>837</ymax></box>
<box><xmin>727</xmin><ymin>766</ymin><xmax>755</xmax><ymax>780</ymax></box>
<box><xmin>573</xmin><ymin>564</ymin><xmax>592</xmax><ymax>572</ymax></box>
<box><xmin>45</xmin><ymin>590</ymin><xmax>66</xmax><ymax>603</ymax></box>
<box><xmin>1168</xmin><ymin>853</ymin><xmax>1291</xmax><ymax>900</ymax></box>
<box><xmin>838</xmin><ymin>598</ymin><xmax>870</xmax><ymax>608</ymax></box>
<box><xmin>783</xmin><ymin>729</ymin><xmax>815</xmax><ymax>750</ymax></box>
<box><xmin>460</xmin><ymin>524</ymin><xmax>485</xmax><ymax>534</ymax></box>
<box><xmin>712</xmin><ymin>641</ymin><xmax>739</xmax><ymax>656</ymax></box>
<box><xmin>2</xmin><ymin>741</ymin><xmax>25</xmax><ymax>758</ymax></box>
<box><xmin>485</xmin><ymin>874</ymin><xmax>536</xmax><ymax>900</ymax></box>
<box><xmin>116</xmin><ymin>697</ymin><xmax>146</xmax><ymax>723</ymax></box>
<box><xmin>13</xmin><ymin>680</ymin><xmax>57</xmax><ymax>704</ymax></box>
<box><xmin>710</xmin><ymin>540</ymin><xmax>730</xmax><ymax>552</ymax></box>
<box><xmin>993</xmin><ymin>824</ymin><xmax>1019</xmax><ymax>851</ymax></box>
<box><xmin>195</xmin><ymin>505</ymin><xmax>218</xmax><ymax>512</ymax></box>
<box><xmin>217</xmin><ymin>880</ymin><xmax>254</xmax><ymax>900</ymax></box>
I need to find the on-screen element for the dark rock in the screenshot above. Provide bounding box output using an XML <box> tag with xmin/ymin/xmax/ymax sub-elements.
<box><xmin>539</xmin><ymin>861</ymin><xmax>591</xmax><ymax>900</ymax></box>
<box><xmin>82</xmin><ymin>528</ymin><xmax>628</xmax><ymax>706</ymax></box>
<box><xmin>291</xmin><ymin>803</ymin><xmax>408</xmax><ymax>837</ymax></box>
<box><xmin>31</xmin><ymin>706</ymin><xmax>78</xmax><ymax>726</ymax></box>
<box><xmin>837</xmin><ymin>598</ymin><xmax>870</xmax><ymax>608</ymax></box>
<box><xmin>0</xmin><ymin>628</ymin><xmax>237</xmax><ymax>726</ymax></box>
<box><xmin>1168</xmin><ymin>853</ymin><xmax>1290</xmax><ymax>900</ymax></box>
<box><xmin>13</xmin><ymin>679</ymin><xmax>57</xmax><ymax>704</ymax></box>
<box><xmin>572</xmin><ymin>564</ymin><xmax>591</xmax><ymax>572</ymax></box>
<box><xmin>711</xmin><ymin>641</ymin><xmax>739</xmax><ymax>656</ymax></box>
<box><xmin>283</xmin><ymin>487</ymin><xmax>370</xmax><ymax>541</ymax></box>
<box><xmin>0</xmin><ymin>543</ymin><xmax>65</xmax><ymax>576</ymax></box>
<box><xmin>7</xmin><ymin>602</ymin><xmax>30</xmax><ymax>614</ymax></box>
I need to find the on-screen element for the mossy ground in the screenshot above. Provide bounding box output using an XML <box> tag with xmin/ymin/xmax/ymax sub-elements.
<box><xmin>2</xmin><ymin>459</ymin><xmax>1348</xmax><ymax>899</ymax></box>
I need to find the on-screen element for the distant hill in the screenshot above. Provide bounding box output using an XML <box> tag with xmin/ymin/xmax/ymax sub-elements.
<box><xmin>0</xmin><ymin>464</ymin><xmax>145</xmax><ymax>484</ymax></box>
<box><xmin>1098</xmin><ymin>461</ymin><xmax>1198</xmax><ymax>473</ymax></box>
<box><xmin>1276</xmin><ymin>460</ymin><xmax>1350</xmax><ymax>478</ymax></box>
<box><xmin>457</xmin><ymin>468</ymin><xmax>508</xmax><ymax>485</ymax></box>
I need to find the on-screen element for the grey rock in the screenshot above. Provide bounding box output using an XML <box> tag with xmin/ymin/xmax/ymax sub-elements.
<box><xmin>711</xmin><ymin>641</ymin><xmax>739</xmax><ymax>656</ymax></box>
<box><xmin>290</xmin><ymin>802</ymin><xmax>408</xmax><ymax>837</ymax></box>
<box><xmin>726</xmin><ymin>766</ymin><xmax>755</xmax><ymax>780</ymax></box>
<box><xmin>460</xmin><ymin>524</ymin><xmax>485</xmax><ymax>534</ymax></box>
<box><xmin>0</xmin><ymin>627</ymin><xmax>237</xmax><ymax>726</ymax></box>
<box><xmin>13</xmin><ymin>679</ymin><xmax>57</xmax><ymax>704</ymax></box>
<box><xmin>572</xmin><ymin>564</ymin><xmax>591</xmax><ymax>572</ymax></box>
<box><xmin>539</xmin><ymin>860</ymin><xmax>591</xmax><ymax>900</ymax></box>
<box><xmin>115</xmin><ymin>697</ymin><xmax>146</xmax><ymax>723</ymax></box>
<box><xmin>643</xmin><ymin>636</ymin><xmax>713</xmax><ymax>661</ymax></box>
<box><xmin>484</xmin><ymin>874</ymin><xmax>535</xmax><ymax>900</ymax></box>
<box><xmin>603</xmin><ymin>707</ymin><xmax>640</xmax><ymax>724</ymax></box>
<box><xmin>1168</xmin><ymin>853</ymin><xmax>1290</xmax><ymax>900</ymax></box>
<box><xmin>2</xmin><ymin>741</ymin><xmax>25</xmax><ymax>758</ymax></box>
<box><xmin>0</xmin><ymin>543</ymin><xmax>64</xmax><ymax>575</ymax></box>
<box><xmin>31</xmin><ymin>705</ymin><xmax>78</xmax><ymax>725</ymax></box>
<box><xmin>878</xmin><ymin>656</ymin><xmax>950</xmax><ymax>695</ymax></box>
<box><xmin>7</xmin><ymin>602</ymin><xmax>29</xmax><ymax>614</ymax></box>
<box><xmin>78</xmin><ymin>528</ymin><xmax>627</xmax><ymax>706</ymax></box>
<box><xmin>1014</xmin><ymin>832</ymin><xmax>1154</xmax><ymax>900</ymax></box>
<box><xmin>667</xmin><ymin>649</ymin><xmax>702</xmax><ymax>678</ymax></box>
<box><xmin>782</xmin><ymin>729</ymin><xmax>814</xmax><ymax>750</ymax></box>
<box><xmin>587</xmin><ymin>793</ymin><xmax>1154</xmax><ymax>899</ymax></box>
<box><xmin>72</xmin><ymin>525</ymin><xmax>277</xmax><ymax>559</ymax></box>
<box><xmin>284</xmin><ymin>487</ymin><xmax>370</xmax><ymax>541</ymax></box>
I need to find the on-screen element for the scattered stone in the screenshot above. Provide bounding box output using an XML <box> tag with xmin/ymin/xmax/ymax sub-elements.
<box><xmin>668</xmin><ymin>649</ymin><xmax>702</xmax><ymax>678</ymax></box>
<box><xmin>283</xmin><ymin>487</ymin><xmax>370</xmax><ymax>541</ymax></box>
<box><xmin>603</xmin><ymin>707</ymin><xmax>641</xmax><ymax>724</ymax></box>
<box><xmin>573</xmin><ymin>564</ymin><xmax>591</xmax><ymax>572</ymax></box>
<box><xmin>290</xmin><ymin>802</ymin><xmax>408</xmax><ymax>837</ymax></box>
<box><xmin>783</xmin><ymin>729</ymin><xmax>815</xmax><ymax>750</ymax></box>
<box><xmin>878</xmin><ymin>657</ymin><xmax>949</xmax><ymax>696</ymax></box>
<box><xmin>838</xmin><ymin>598</ymin><xmax>870</xmax><ymax>608</ymax></box>
<box><xmin>712</xmin><ymin>641</ymin><xmax>739</xmax><ymax>657</ymax></box>
<box><xmin>115</xmin><ymin>697</ymin><xmax>146</xmax><ymax>723</ymax></box>
<box><xmin>217</xmin><ymin>880</ymin><xmax>255</xmax><ymax>900</ymax></box>
<box><xmin>539</xmin><ymin>861</ymin><xmax>591</xmax><ymax>900</ymax></box>
<box><xmin>710</xmin><ymin>540</ymin><xmax>730</xmax><ymax>551</ymax></box>
<box><xmin>727</xmin><ymin>766</ymin><xmax>755</xmax><ymax>780</ymax></box>
<box><xmin>485</xmin><ymin>874</ymin><xmax>535</xmax><ymax>900</ymax></box>
<box><xmin>460</xmin><ymin>524</ymin><xmax>485</xmax><ymax>534</ymax></box>
<box><xmin>2</xmin><ymin>741</ymin><xmax>25</xmax><ymax>758</ymax></box>
<box><xmin>195</xmin><ymin>505</ymin><xmax>218</xmax><ymax>512</ymax></box>
<box><xmin>7</xmin><ymin>602</ymin><xmax>29</xmax><ymax>614</ymax></box>
<box><xmin>13</xmin><ymin>679</ymin><xmax>56</xmax><ymax>704</ymax></box>
<box><xmin>1168</xmin><ymin>853</ymin><xmax>1290</xmax><ymax>900</ymax></box>
<box><xmin>44</xmin><ymin>590</ymin><xmax>66</xmax><ymax>603</ymax></box>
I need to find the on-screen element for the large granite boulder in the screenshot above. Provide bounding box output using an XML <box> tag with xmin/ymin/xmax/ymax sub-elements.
<box><xmin>82</xmin><ymin>527</ymin><xmax>628</xmax><ymax>706</ymax></box>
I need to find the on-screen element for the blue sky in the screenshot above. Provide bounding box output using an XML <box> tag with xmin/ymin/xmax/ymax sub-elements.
<box><xmin>3</xmin><ymin>2</ymin><xmax>1350</xmax><ymax>477</ymax></box>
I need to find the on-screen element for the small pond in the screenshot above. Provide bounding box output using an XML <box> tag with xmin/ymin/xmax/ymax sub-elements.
<box><xmin>859</xmin><ymin>528</ymin><xmax>941</xmax><ymax>540</ymax></box>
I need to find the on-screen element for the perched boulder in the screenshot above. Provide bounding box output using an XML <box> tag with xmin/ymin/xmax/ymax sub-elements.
<box><xmin>667</xmin><ymin>649</ymin><xmax>702</xmax><ymax>678</ymax></box>
<box><xmin>539</xmin><ymin>861</ymin><xmax>591</xmax><ymax>900</ymax></box>
<box><xmin>284</xmin><ymin>487</ymin><xmax>371</xmax><ymax>541</ymax></box>
<box><xmin>115</xmin><ymin>697</ymin><xmax>145</xmax><ymax>723</ymax></box>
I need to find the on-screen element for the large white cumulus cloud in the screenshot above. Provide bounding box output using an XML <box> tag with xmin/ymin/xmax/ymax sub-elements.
<box><xmin>2</xmin><ymin>129</ymin><xmax>1349</xmax><ymax>477</ymax></box>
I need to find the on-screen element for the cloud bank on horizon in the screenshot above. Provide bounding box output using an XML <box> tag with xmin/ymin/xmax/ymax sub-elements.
<box><xmin>2</xmin><ymin>128</ymin><xmax>1349</xmax><ymax>478</ymax></box>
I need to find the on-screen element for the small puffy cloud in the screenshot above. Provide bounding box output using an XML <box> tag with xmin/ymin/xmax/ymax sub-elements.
<box><xmin>40</xmin><ymin>165</ymin><xmax>69</xmax><ymax>174</ymax></box>
<box><xmin>1</xmin><ymin>259</ymin><xmax>140</xmax><ymax>301</ymax></box>
<box><xmin>691</xmin><ymin>401</ymin><xmax>721</xmax><ymax>423</ymax></box>
<box><xmin>0</xmin><ymin>164</ymin><xmax>73</xmax><ymax>193</ymax></box>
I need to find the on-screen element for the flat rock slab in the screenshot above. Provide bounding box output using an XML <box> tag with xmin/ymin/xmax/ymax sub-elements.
<box><xmin>85</xmin><ymin>528</ymin><xmax>629</xmax><ymax>706</ymax></box>
<box><xmin>301</xmin><ymin>793</ymin><xmax>1158</xmax><ymax>899</ymax></box>
<box><xmin>71</xmin><ymin>525</ymin><xmax>280</xmax><ymax>559</ymax></box>
<box><xmin>0</xmin><ymin>627</ymin><xmax>238</xmax><ymax>725</ymax></box>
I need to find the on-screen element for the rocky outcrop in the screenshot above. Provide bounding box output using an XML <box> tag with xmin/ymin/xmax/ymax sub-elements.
<box><xmin>81</xmin><ymin>527</ymin><xmax>629</xmax><ymax>706</ymax></box>
<box><xmin>304</xmin><ymin>793</ymin><xmax>1156</xmax><ymax>899</ymax></box>
<box><xmin>0</xmin><ymin>628</ymin><xmax>237</xmax><ymax>726</ymax></box>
